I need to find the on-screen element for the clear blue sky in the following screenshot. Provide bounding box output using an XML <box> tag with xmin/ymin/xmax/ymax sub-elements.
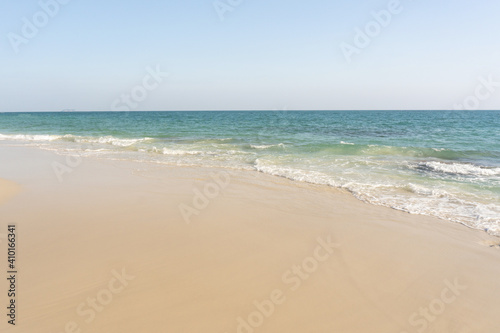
<box><xmin>1</xmin><ymin>0</ymin><xmax>499</xmax><ymax>111</ymax></box>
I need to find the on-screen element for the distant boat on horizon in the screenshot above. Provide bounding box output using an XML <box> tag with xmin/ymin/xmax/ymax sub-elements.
<box><xmin>61</xmin><ymin>109</ymin><xmax>76</xmax><ymax>112</ymax></box>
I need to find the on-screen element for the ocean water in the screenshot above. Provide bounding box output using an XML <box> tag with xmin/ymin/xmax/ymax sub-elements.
<box><xmin>1</xmin><ymin>111</ymin><xmax>499</xmax><ymax>235</ymax></box>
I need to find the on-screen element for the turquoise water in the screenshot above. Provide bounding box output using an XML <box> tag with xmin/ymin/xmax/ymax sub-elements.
<box><xmin>1</xmin><ymin>111</ymin><xmax>499</xmax><ymax>234</ymax></box>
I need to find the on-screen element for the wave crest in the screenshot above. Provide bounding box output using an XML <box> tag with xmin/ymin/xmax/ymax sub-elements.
<box><xmin>415</xmin><ymin>161</ymin><xmax>500</xmax><ymax>176</ymax></box>
<box><xmin>0</xmin><ymin>133</ymin><xmax>153</xmax><ymax>147</ymax></box>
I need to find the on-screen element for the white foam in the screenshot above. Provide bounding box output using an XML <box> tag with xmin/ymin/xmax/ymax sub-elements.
<box><xmin>0</xmin><ymin>133</ymin><xmax>62</xmax><ymax>141</ymax></box>
<box><xmin>254</xmin><ymin>159</ymin><xmax>500</xmax><ymax>236</ymax></box>
<box><xmin>0</xmin><ymin>133</ymin><xmax>153</xmax><ymax>147</ymax></box>
<box><xmin>254</xmin><ymin>159</ymin><xmax>336</xmax><ymax>186</ymax></box>
<box><xmin>250</xmin><ymin>143</ymin><xmax>285</xmax><ymax>149</ymax></box>
<box><xmin>405</xmin><ymin>183</ymin><xmax>451</xmax><ymax>198</ymax></box>
<box><xmin>416</xmin><ymin>161</ymin><xmax>500</xmax><ymax>176</ymax></box>
<box><xmin>66</xmin><ymin>135</ymin><xmax>153</xmax><ymax>147</ymax></box>
<box><xmin>158</xmin><ymin>147</ymin><xmax>202</xmax><ymax>155</ymax></box>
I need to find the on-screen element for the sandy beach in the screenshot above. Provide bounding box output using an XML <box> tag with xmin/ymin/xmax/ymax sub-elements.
<box><xmin>3</xmin><ymin>0</ymin><xmax>499</xmax><ymax>330</ymax></box>
<box><xmin>0</xmin><ymin>178</ymin><xmax>21</xmax><ymax>204</ymax></box>
<box><xmin>1</xmin><ymin>144</ymin><xmax>499</xmax><ymax>333</ymax></box>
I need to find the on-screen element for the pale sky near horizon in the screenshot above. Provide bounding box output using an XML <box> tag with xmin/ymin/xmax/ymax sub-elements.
<box><xmin>1</xmin><ymin>0</ymin><xmax>499</xmax><ymax>111</ymax></box>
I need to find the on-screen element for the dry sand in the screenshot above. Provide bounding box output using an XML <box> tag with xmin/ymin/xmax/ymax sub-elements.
<box><xmin>0</xmin><ymin>145</ymin><xmax>499</xmax><ymax>333</ymax></box>
<box><xmin>0</xmin><ymin>178</ymin><xmax>21</xmax><ymax>204</ymax></box>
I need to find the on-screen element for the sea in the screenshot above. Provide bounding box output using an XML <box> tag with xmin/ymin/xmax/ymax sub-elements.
<box><xmin>1</xmin><ymin>111</ymin><xmax>499</xmax><ymax>235</ymax></box>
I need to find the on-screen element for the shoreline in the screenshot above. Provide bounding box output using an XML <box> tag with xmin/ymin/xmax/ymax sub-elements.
<box><xmin>1</xmin><ymin>122</ymin><xmax>499</xmax><ymax>237</ymax></box>
<box><xmin>1</xmin><ymin>144</ymin><xmax>500</xmax><ymax>332</ymax></box>
<box><xmin>1</xmin><ymin>140</ymin><xmax>498</xmax><ymax>238</ymax></box>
